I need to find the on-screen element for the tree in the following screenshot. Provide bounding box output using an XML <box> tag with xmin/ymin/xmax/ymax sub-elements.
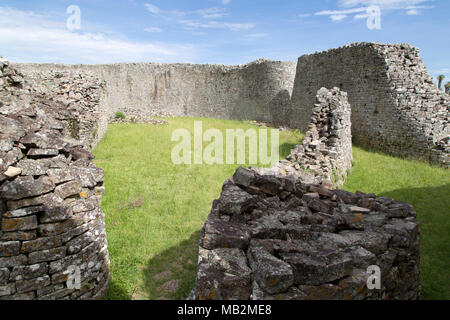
<box><xmin>445</xmin><ymin>82</ymin><xmax>450</xmax><ymax>94</ymax></box>
<box><xmin>437</xmin><ymin>75</ymin><xmax>445</xmax><ymax>90</ymax></box>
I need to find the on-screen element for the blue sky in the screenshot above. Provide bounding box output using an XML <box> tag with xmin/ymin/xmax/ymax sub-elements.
<box><xmin>0</xmin><ymin>0</ymin><xmax>448</xmax><ymax>81</ymax></box>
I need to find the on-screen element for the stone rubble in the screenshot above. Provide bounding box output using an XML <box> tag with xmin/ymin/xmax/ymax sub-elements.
<box><xmin>0</xmin><ymin>56</ymin><xmax>110</xmax><ymax>300</ymax></box>
<box><xmin>264</xmin><ymin>87</ymin><xmax>352</xmax><ymax>187</ymax></box>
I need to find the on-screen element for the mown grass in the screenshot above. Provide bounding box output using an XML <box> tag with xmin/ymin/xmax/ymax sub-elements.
<box><xmin>92</xmin><ymin>117</ymin><xmax>450</xmax><ymax>300</ymax></box>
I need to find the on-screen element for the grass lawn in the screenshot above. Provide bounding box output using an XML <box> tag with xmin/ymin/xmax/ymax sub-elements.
<box><xmin>92</xmin><ymin>117</ymin><xmax>450</xmax><ymax>300</ymax></box>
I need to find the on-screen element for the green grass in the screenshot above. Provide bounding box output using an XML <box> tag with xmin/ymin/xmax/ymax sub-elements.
<box><xmin>92</xmin><ymin>117</ymin><xmax>450</xmax><ymax>300</ymax></box>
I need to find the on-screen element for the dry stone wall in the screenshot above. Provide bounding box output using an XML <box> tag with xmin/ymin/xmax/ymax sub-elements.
<box><xmin>0</xmin><ymin>57</ymin><xmax>110</xmax><ymax>300</ymax></box>
<box><xmin>291</xmin><ymin>42</ymin><xmax>449</xmax><ymax>167</ymax></box>
<box><xmin>266</xmin><ymin>87</ymin><xmax>353</xmax><ymax>187</ymax></box>
<box><xmin>190</xmin><ymin>168</ymin><xmax>421</xmax><ymax>300</ymax></box>
<box><xmin>12</xmin><ymin>67</ymin><xmax>107</xmax><ymax>150</ymax></box>
<box><xmin>16</xmin><ymin>59</ymin><xmax>297</xmax><ymax>129</ymax></box>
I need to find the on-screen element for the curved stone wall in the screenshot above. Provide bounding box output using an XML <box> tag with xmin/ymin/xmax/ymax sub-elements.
<box><xmin>291</xmin><ymin>43</ymin><xmax>449</xmax><ymax>167</ymax></box>
<box><xmin>15</xmin><ymin>59</ymin><xmax>297</xmax><ymax>135</ymax></box>
<box><xmin>0</xmin><ymin>58</ymin><xmax>110</xmax><ymax>300</ymax></box>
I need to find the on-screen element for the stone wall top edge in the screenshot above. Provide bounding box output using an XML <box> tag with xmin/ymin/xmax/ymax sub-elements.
<box><xmin>297</xmin><ymin>42</ymin><xmax>419</xmax><ymax>61</ymax></box>
<box><xmin>11</xmin><ymin>58</ymin><xmax>296</xmax><ymax>70</ymax></box>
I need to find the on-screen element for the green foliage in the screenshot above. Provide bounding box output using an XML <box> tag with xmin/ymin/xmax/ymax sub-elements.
<box><xmin>93</xmin><ymin>118</ymin><xmax>450</xmax><ymax>300</ymax></box>
<box><xmin>115</xmin><ymin>111</ymin><xmax>126</xmax><ymax>120</ymax></box>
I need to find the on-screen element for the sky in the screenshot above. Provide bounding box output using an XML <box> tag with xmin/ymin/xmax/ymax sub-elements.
<box><xmin>0</xmin><ymin>0</ymin><xmax>448</xmax><ymax>82</ymax></box>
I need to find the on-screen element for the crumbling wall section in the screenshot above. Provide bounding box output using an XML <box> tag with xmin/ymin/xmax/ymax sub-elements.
<box><xmin>268</xmin><ymin>87</ymin><xmax>353</xmax><ymax>187</ymax></box>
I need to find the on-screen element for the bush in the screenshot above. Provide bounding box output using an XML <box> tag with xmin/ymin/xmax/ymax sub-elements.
<box><xmin>115</xmin><ymin>111</ymin><xmax>126</xmax><ymax>120</ymax></box>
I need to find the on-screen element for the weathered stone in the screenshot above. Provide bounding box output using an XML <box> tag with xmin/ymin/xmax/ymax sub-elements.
<box><xmin>217</xmin><ymin>183</ymin><xmax>254</xmax><ymax>216</ymax></box>
<box><xmin>54</xmin><ymin>180</ymin><xmax>82</xmax><ymax>199</ymax></box>
<box><xmin>28</xmin><ymin>247</ymin><xmax>66</xmax><ymax>264</ymax></box>
<box><xmin>3</xmin><ymin>166</ymin><xmax>21</xmax><ymax>178</ymax></box>
<box><xmin>47</xmin><ymin>168</ymin><xmax>76</xmax><ymax>184</ymax></box>
<box><xmin>0</xmin><ymin>283</ymin><xmax>16</xmax><ymax>297</ymax></box>
<box><xmin>3</xmin><ymin>206</ymin><xmax>45</xmax><ymax>218</ymax></box>
<box><xmin>384</xmin><ymin>220</ymin><xmax>419</xmax><ymax>248</ymax></box>
<box><xmin>232</xmin><ymin>167</ymin><xmax>255</xmax><ymax>188</ymax></box>
<box><xmin>0</xmin><ymin>241</ymin><xmax>20</xmax><ymax>257</ymax></box>
<box><xmin>0</xmin><ymin>268</ymin><xmax>10</xmax><ymax>285</ymax></box>
<box><xmin>0</xmin><ymin>254</ymin><xmax>27</xmax><ymax>268</ymax></box>
<box><xmin>1</xmin><ymin>215</ymin><xmax>38</xmax><ymax>232</ymax></box>
<box><xmin>1</xmin><ymin>175</ymin><xmax>55</xmax><ymax>201</ymax></box>
<box><xmin>9</xmin><ymin>263</ymin><xmax>48</xmax><ymax>281</ymax></box>
<box><xmin>1</xmin><ymin>230</ymin><xmax>37</xmax><ymax>241</ymax></box>
<box><xmin>201</xmin><ymin>220</ymin><xmax>251</xmax><ymax>250</ymax></box>
<box><xmin>17</xmin><ymin>159</ymin><xmax>49</xmax><ymax>176</ymax></box>
<box><xmin>248</xmin><ymin>245</ymin><xmax>294</xmax><ymax>294</ymax></box>
<box><xmin>281</xmin><ymin>250</ymin><xmax>352</xmax><ymax>285</ymax></box>
<box><xmin>16</xmin><ymin>276</ymin><xmax>51</xmax><ymax>293</ymax></box>
<box><xmin>27</xmin><ymin>148</ymin><xmax>59</xmax><ymax>158</ymax></box>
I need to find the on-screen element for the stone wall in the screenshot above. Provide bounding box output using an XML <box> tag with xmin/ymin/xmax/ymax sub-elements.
<box><xmin>190</xmin><ymin>168</ymin><xmax>421</xmax><ymax>300</ymax></box>
<box><xmin>11</xmin><ymin>67</ymin><xmax>107</xmax><ymax>151</ymax></box>
<box><xmin>266</xmin><ymin>87</ymin><xmax>353</xmax><ymax>187</ymax></box>
<box><xmin>291</xmin><ymin>42</ymin><xmax>449</xmax><ymax>167</ymax></box>
<box><xmin>0</xmin><ymin>57</ymin><xmax>110</xmax><ymax>300</ymax></box>
<box><xmin>15</xmin><ymin>59</ymin><xmax>297</xmax><ymax>131</ymax></box>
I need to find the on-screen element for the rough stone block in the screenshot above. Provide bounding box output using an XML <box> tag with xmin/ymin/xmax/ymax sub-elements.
<box><xmin>248</xmin><ymin>245</ymin><xmax>294</xmax><ymax>294</ymax></box>
<box><xmin>1</xmin><ymin>215</ymin><xmax>38</xmax><ymax>232</ymax></box>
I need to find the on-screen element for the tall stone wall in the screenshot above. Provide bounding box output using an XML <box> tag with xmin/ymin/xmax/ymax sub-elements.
<box><xmin>15</xmin><ymin>59</ymin><xmax>297</xmax><ymax>131</ymax></box>
<box><xmin>0</xmin><ymin>57</ymin><xmax>110</xmax><ymax>300</ymax></box>
<box><xmin>291</xmin><ymin>42</ymin><xmax>449</xmax><ymax>167</ymax></box>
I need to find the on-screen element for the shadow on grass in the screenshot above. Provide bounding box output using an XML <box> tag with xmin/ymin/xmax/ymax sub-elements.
<box><xmin>106</xmin><ymin>280</ymin><xmax>133</xmax><ymax>300</ymax></box>
<box><xmin>142</xmin><ymin>230</ymin><xmax>202</xmax><ymax>300</ymax></box>
<box><xmin>380</xmin><ymin>184</ymin><xmax>450</xmax><ymax>300</ymax></box>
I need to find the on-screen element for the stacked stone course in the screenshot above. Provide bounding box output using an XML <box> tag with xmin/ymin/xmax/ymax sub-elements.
<box><xmin>0</xmin><ymin>57</ymin><xmax>110</xmax><ymax>300</ymax></box>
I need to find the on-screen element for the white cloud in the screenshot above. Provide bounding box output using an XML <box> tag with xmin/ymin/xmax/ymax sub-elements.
<box><xmin>144</xmin><ymin>3</ymin><xmax>160</xmax><ymax>14</ymax></box>
<box><xmin>331</xmin><ymin>14</ymin><xmax>349</xmax><ymax>22</ymax></box>
<box><xmin>144</xmin><ymin>27</ymin><xmax>163</xmax><ymax>33</ymax></box>
<box><xmin>245</xmin><ymin>33</ymin><xmax>269</xmax><ymax>38</ymax></box>
<box><xmin>0</xmin><ymin>6</ymin><xmax>198</xmax><ymax>64</ymax></box>
<box><xmin>222</xmin><ymin>0</ymin><xmax>232</xmax><ymax>4</ymax></box>
<box><xmin>196</xmin><ymin>8</ymin><xmax>228</xmax><ymax>19</ymax></box>
<box><xmin>180</xmin><ymin>20</ymin><xmax>254</xmax><ymax>31</ymax></box>
<box><xmin>338</xmin><ymin>0</ymin><xmax>433</xmax><ymax>9</ymax></box>
<box><xmin>406</xmin><ymin>8</ymin><xmax>420</xmax><ymax>15</ymax></box>
<box><xmin>315</xmin><ymin>0</ymin><xmax>434</xmax><ymax>22</ymax></box>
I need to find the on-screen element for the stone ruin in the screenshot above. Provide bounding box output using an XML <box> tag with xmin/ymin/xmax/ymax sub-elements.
<box><xmin>264</xmin><ymin>87</ymin><xmax>353</xmax><ymax>187</ymax></box>
<box><xmin>2</xmin><ymin>41</ymin><xmax>446</xmax><ymax>300</ymax></box>
<box><xmin>0</xmin><ymin>57</ymin><xmax>109</xmax><ymax>300</ymax></box>
<box><xmin>190</xmin><ymin>88</ymin><xmax>421</xmax><ymax>300</ymax></box>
